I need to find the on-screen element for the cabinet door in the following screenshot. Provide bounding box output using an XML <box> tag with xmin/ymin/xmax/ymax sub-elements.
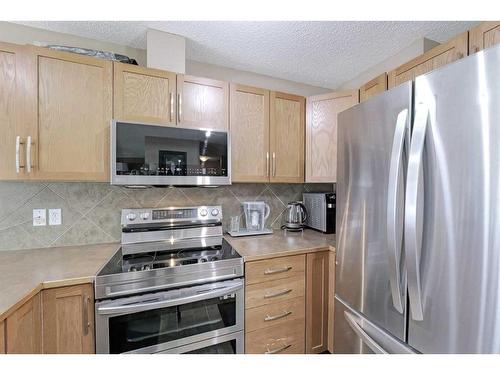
<box><xmin>0</xmin><ymin>42</ymin><xmax>37</xmax><ymax>180</ymax></box>
<box><xmin>177</xmin><ymin>75</ymin><xmax>229</xmax><ymax>130</ymax></box>
<box><xmin>0</xmin><ymin>320</ymin><xmax>5</xmax><ymax>354</ymax></box>
<box><xmin>230</xmin><ymin>84</ymin><xmax>270</xmax><ymax>182</ymax></box>
<box><xmin>388</xmin><ymin>32</ymin><xmax>468</xmax><ymax>89</ymax></box>
<box><xmin>469</xmin><ymin>22</ymin><xmax>500</xmax><ymax>54</ymax></box>
<box><xmin>6</xmin><ymin>294</ymin><xmax>42</xmax><ymax>353</ymax></box>
<box><xmin>114</xmin><ymin>62</ymin><xmax>176</xmax><ymax>125</ymax></box>
<box><xmin>306</xmin><ymin>251</ymin><xmax>329</xmax><ymax>354</ymax></box>
<box><xmin>306</xmin><ymin>91</ymin><xmax>358</xmax><ymax>182</ymax></box>
<box><xmin>359</xmin><ymin>73</ymin><xmax>387</xmax><ymax>102</ymax></box>
<box><xmin>31</xmin><ymin>47</ymin><xmax>112</xmax><ymax>181</ymax></box>
<box><xmin>42</xmin><ymin>284</ymin><xmax>95</xmax><ymax>354</ymax></box>
<box><xmin>270</xmin><ymin>91</ymin><xmax>305</xmax><ymax>183</ymax></box>
<box><xmin>328</xmin><ymin>251</ymin><xmax>336</xmax><ymax>353</ymax></box>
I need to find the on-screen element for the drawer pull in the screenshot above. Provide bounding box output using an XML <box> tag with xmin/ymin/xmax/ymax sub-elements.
<box><xmin>264</xmin><ymin>288</ymin><xmax>292</xmax><ymax>299</ymax></box>
<box><xmin>264</xmin><ymin>266</ymin><xmax>292</xmax><ymax>275</ymax></box>
<box><xmin>265</xmin><ymin>343</ymin><xmax>292</xmax><ymax>354</ymax></box>
<box><xmin>264</xmin><ymin>310</ymin><xmax>292</xmax><ymax>321</ymax></box>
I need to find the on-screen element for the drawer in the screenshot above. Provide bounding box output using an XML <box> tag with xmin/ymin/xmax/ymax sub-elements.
<box><xmin>245</xmin><ymin>275</ymin><xmax>305</xmax><ymax>309</ymax></box>
<box><xmin>246</xmin><ymin>296</ymin><xmax>305</xmax><ymax>332</ymax></box>
<box><xmin>245</xmin><ymin>318</ymin><xmax>305</xmax><ymax>354</ymax></box>
<box><xmin>245</xmin><ymin>254</ymin><xmax>305</xmax><ymax>285</ymax></box>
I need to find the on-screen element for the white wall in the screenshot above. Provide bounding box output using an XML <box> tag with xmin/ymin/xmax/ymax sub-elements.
<box><xmin>337</xmin><ymin>38</ymin><xmax>440</xmax><ymax>90</ymax></box>
<box><xmin>185</xmin><ymin>59</ymin><xmax>331</xmax><ymax>96</ymax></box>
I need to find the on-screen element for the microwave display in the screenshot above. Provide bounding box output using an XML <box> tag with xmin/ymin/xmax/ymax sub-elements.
<box><xmin>113</xmin><ymin>122</ymin><xmax>229</xmax><ymax>183</ymax></box>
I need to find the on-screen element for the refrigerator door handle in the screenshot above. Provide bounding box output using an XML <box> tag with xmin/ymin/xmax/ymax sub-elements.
<box><xmin>386</xmin><ymin>108</ymin><xmax>408</xmax><ymax>314</ymax></box>
<box><xmin>344</xmin><ymin>310</ymin><xmax>388</xmax><ymax>354</ymax></box>
<box><xmin>405</xmin><ymin>102</ymin><xmax>429</xmax><ymax>321</ymax></box>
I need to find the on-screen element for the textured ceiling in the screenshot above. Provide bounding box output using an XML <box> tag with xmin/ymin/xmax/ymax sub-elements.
<box><xmin>15</xmin><ymin>21</ymin><xmax>479</xmax><ymax>88</ymax></box>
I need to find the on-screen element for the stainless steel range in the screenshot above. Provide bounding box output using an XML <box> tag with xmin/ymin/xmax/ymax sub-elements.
<box><xmin>95</xmin><ymin>206</ymin><xmax>244</xmax><ymax>354</ymax></box>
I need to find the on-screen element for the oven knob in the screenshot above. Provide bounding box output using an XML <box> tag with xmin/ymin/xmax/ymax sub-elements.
<box><xmin>140</xmin><ymin>212</ymin><xmax>150</xmax><ymax>220</ymax></box>
<box><xmin>126</xmin><ymin>213</ymin><xmax>137</xmax><ymax>221</ymax></box>
<box><xmin>200</xmin><ymin>209</ymin><xmax>208</xmax><ymax>217</ymax></box>
<box><xmin>211</xmin><ymin>208</ymin><xmax>219</xmax><ymax>217</ymax></box>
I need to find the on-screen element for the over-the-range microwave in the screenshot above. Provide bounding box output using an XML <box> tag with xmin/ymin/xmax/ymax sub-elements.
<box><xmin>111</xmin><ymin>120</ymin><xmax>231</xmax><ymax>186</ymax></box>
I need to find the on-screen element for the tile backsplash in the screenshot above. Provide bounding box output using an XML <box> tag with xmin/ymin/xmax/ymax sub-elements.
<box><xmin>0</xmin><ymin>182</ymin><xmax>333</xmax><ymax>251</ymax></box>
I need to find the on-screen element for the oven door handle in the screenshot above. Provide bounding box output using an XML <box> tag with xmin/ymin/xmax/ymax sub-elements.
<box><xmin>97</xmin><ymin>283</ymin><xmax>242</xmax><ymax>316</ymax></box>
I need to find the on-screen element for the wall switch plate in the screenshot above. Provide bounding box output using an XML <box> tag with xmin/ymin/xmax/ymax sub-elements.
<box><xmin>49</xmin><ymin>209</ymin><xmax>62</xmax><ymax>226</ymax></box>
<box><xmin>33</xmin><ymin>209</ymin><xmax>47</xmax><ymax>226</ymax></box>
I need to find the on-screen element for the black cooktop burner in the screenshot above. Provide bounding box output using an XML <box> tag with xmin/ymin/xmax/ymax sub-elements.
<box><xmin>98</xmin><ymin>238</ymin><xmax>240</xmax><ymax>276</ymax></box>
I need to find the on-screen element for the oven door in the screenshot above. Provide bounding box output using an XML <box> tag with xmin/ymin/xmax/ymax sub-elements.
<box><xmin>95</xmin><ymin>278</ymin><xmax>244</xmax><ymax>354</ymax></box>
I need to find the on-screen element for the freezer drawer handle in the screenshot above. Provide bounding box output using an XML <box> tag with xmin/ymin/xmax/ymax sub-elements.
<box><xmin>344</xmin><ymin>311</ymin><xmax>388</xmax><ymax>354</ymax></box>
<box><xmin>264</xmin><ymin>288</ymin><xmax>292</xmax><ymax>299</ymax></box>
<box><xmin>386</xmin><ymin>109</ymin><xmax>408</xmax><ymax>314</ymax></box>
<box><xmin>264</xmin><ymin>266</ymin><xmax>292</xmax><ymax>275</ymax></box>
<box><xmin>404</xmin><ymin>102</ymin><xmax>428</xmax><ymax>321</ymax></box>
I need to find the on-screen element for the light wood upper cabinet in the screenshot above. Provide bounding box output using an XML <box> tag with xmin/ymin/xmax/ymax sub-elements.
<box><xmin>469</xmin><ymin>22</ymin><xmax>500</xmax><ymax>54</ymax></box>
<box><xmin>306</xmin><ymin>91</ymin><xmax>358</xmax><ymax>183</ymax></box>
<box><xmin>306</xmin><ymin>251</ymin><xmax>329</xmax><ymax>354</ymax></box>
<box><xmin>388</xmin><ymin>32</ymin><xmax>468</xmax><ymax>89</ymax></box>
<box><xmin>5</xmin><ymin>293</ymin><xmax>42</xmax><ymax>354</ymax></box>
<box><xmin>0</xmin><ymin>42</ymin><xmax>36</xmax><ymax>180</ymax></box>
<box><xmin>230</xmin><ymin>84</ymin><xmax>270</xmax><ymax>182</ymax></box>
<box><xmin>42</xmin><ymin>284</ymin><xmax>95</xmax><ymax>354</ymax></box>
<box><xmin>31</xmin><ymin>47</ymin><xmax>112</xmax><ymax>181</ymax></box>
<box><xmin>0</xmin><ymin>320</ymin><xmax>5</xmax><ymax>354</ymax></box>
<box><xmin>177</xmin><ymin>75</ymin><xmax>229</xmax><ymax>130</ymax></box>
<box><xmin>114</xmin><ymin>62</ymin><xmax>176</xmax><ymax>125</ymax></box>
<box><xmin>359</xmin><ymin>73</ymin><xmax>387</xmax><ymax>102</ymax></box>
<box><xmin>270</xmin><ymin>91</ymin><xmax>305</xmax><ymax>183</ymax></box>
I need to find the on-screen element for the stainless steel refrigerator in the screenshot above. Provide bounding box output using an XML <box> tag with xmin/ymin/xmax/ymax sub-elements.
<box><xmin>334</xmin><ymin>43</ymin><xmax>500</xmax><ymax>354</ymax></box>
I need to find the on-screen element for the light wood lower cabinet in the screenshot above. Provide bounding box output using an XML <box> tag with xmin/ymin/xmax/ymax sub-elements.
<box><xmin>2</xmin><ymin>283</ymin><xmax>95</xmax><ymax>354</ymax></box>
<box><xmin>388</xmin><ymin>32</ymin><xmax>468</xmax><ymax>89</ymax></box>
<box><xmin>469</xmin><ymin>22</ymin><xmax>500</xmax><ymax>54</ymax></box>
<box><xmin>359</xmin><ymin>73</ymin><xmax>387</xmax><ymax>102</ymax></box>
<box><xmin>5</xmin><ymin>293</ymin><xmax>42</xmax><ymax>354</ymax></box>
<box><xmin>245</xmin><ymin>318</ymin><xmax>305</xmax><ymax>354</ymax></box>
<box><xmin>270</xmin><ymin>91</ymin><xmax>305</xmax><ymax>183</ymax></box>
<box><xmin>305</xmin><ymin>251</ymin><xmax>329</xmax><ymax>353</ymax></box>
<box><xmin>41</xmin><ymin>284</ymin><xmax>95</xmax><ymax>354</ymax></box>
<box><xmin>306</xmin><ymin>91</ymin><xmax>358</xmax><ymax>182</ymax></box>
<box><xmin>0</xmin><ymin>320</ymin><xmax>5</xmax><ymax>354</ymax></box>
<box><xmin>328</xmin><ymin>251</ymin><xmax>336</xmax><ymax>353</ymax></box>
<box><xmin>177</xmin><ymin>74</ymin><xmax>229</xmax><ymax>130</ymax></box>
<box><xmin>244</xmin><ymin>252</ymin><xmax>330</xmax><ymax>354</ymax></box>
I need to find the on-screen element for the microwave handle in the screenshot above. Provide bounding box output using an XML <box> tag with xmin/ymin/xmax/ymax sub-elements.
<box><xmin>97</xmin><ymin>283</ymin><xmax>242</xmax><ymax>316</ymax></box>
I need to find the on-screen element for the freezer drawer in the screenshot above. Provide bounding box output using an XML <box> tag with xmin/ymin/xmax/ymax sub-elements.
<box><xmin>333</xmin><ymin>296</ymin><xmax>415</xmax><ymax>354</ymax></box>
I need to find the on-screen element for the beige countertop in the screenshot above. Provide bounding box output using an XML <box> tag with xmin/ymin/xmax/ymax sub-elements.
<box><xmin>224</xmin><ymin>229</ymin><xmax>335</xmax><ymax>262</ymax></box>
<box><xmin>0</xmin><ymin>230</ymin><xmax>335</xmax><ymax>321</ymax></box>
<box><xmin>0</xmin><ymin>243</ymin><xmax>120</xmax><ymax>321</ymax></box>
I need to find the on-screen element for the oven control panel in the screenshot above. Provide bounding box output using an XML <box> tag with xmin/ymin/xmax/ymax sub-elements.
<box><xmin>121</xmin><ymin>206</ymin><xmax>223</xmax><ymax>225</ymax></box>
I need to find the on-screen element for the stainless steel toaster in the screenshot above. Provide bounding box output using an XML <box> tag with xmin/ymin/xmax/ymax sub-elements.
<box><xmin>302</xmin><ymin>192</ymin><xmax>335</xmax><ymax>234</ymax></box>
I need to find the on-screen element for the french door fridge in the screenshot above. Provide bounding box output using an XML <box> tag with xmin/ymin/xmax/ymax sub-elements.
<box><xmin>334</xmin><ymin>43</ymin><xmax>500</xmax><ymax>354</ymax></box>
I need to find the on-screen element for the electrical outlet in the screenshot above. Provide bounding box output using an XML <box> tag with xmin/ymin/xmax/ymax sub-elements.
<box><xmin>33</xmin><ymin>209</ymin><xmax>46</xmax><ymax>226</ymax></box>
<box><xmin>49</xmin><ymin>209</ymin><xmax>62</xmax><ymax>226</ymax></box>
